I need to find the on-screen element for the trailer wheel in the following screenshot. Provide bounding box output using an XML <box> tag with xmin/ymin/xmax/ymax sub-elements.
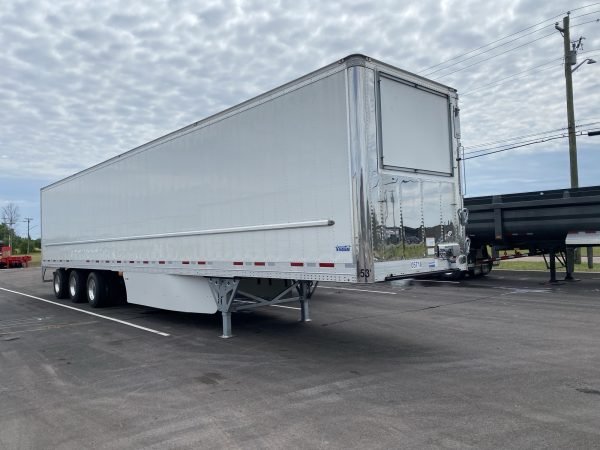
<box><xmin>53</xmin><ymin>269</ymin><xmax>69</xmax><ymax>299</ymax></box>
<box><xmin>68</xmin><ymin>270</ymin><xmax>86</xmax><ymax>303</ymax></box>
<box><xmin>87</xmin><ymin>272</ymin><xmax>109</xmax><ymax>308</ymax></box>
<box><xmin>481</xmin><ymin>262</ymin><xmax>493</xmax><ymax>276</ymax></box>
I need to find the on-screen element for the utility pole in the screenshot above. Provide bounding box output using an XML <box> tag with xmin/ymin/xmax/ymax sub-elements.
<box><xmin>556</xmin><ymin>13</ymin><xmax>579</xmax><ymax>188</ymax></box>
<box><xmin>556</xmin><ymin>13</ymin><xmax>589</xmax><ymax>271</ymax></box>
<box><xmin>24</xmin><ymin>218</ymin><xmax>33</xmax><ymax>254</ymax></box>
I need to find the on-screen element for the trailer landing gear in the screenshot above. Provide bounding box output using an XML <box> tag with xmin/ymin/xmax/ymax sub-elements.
<box><xmin>208</xmin><ymin>278</ymin><xmax>317</xmax><ymax>338</ymax></box>
<box><xmin>544</xmin><ymin>249</ymin><xmax>579</xmax><ymax>284</ymax></box>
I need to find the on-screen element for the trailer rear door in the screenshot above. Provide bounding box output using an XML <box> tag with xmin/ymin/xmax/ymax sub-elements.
<box><xmin>379</xmin><ymin>74</ymin><xmax>453</xmax><ymax>175</ymax></box>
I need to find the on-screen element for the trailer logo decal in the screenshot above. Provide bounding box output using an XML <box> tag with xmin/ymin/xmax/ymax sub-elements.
<box><xmin>336</xmin><ymin>245</ymin><xmax>351</xmax><ymax>252</ymax></box>
<box><xmin>428</xmin><ymin>261</ymin><xmax>436</xmax><ymax>268</ymax></box>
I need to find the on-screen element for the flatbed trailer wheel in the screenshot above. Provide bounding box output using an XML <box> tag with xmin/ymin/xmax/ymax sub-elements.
<box><xmin>53</xmin><ymin>269</ymin><xmax>69</xmax><ymax>299</ymax></box>
<box><xmin>481</xmin><ymin>262</ymin><xmax>493</xmax><ymax>276</ymax></box>
<box><xmin>68</xmin><ymin>270</ymin><xmax>86</xmax><ymax>303</ymax></box>
<box><xmin>87</xmin><ymin>272</ymin><xmax>109</xmax><ymax>308</ymax></box>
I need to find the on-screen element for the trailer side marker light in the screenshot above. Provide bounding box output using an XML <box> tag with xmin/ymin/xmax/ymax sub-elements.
<box><xmin>143</xmin><ymin>261</ymin><xmax>149</xmax><ymax>264</ymax></box>
<box><xmin>319</xmin><ymin>262</ymin><xmax>335</xmax><ymax>268</ymax></box>
<box><xmin>182</xmin><ymin>261</ymin><xmax>190</xmax><ymax>265</ymax></box>
<box><xmin>254</xmin><ymin>262</ymin><xmax>265</xmax><ymax>266</ymax></box>
<box><xmin>129</xmin><ymin>261</ymin><xmax>135</xmax><ymax>264</ymax></box>
<box><xmin>159</xmin><ymin>261</ymin><xmax>165</xmax><ymax>264</ymax></box>
<box><xmin>233</xmin><ymin>261</ymin><xmax>243</xmax><ymax>266</ymax></box>
<box><xmin>116</xmin><ymin>260</ymin><xmax>122</xmax><ymax>263</ymax></box>
<box><xmin>291</xmin><ymin>262</ymin><xmax>304</xmax><ymax>267</ymax></box>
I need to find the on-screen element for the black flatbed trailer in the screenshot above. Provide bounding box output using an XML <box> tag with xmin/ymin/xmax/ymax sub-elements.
<box><xmin>464</xmin><ymin>185</ymin><xmax>600</xmax><ymax>281</ymax></box>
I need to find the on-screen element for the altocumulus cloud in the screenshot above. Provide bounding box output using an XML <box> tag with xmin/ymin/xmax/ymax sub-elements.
<box><xmin>0</xmin><ymin>0</ymin><xmax>599</xmax><ymax>195</ymax></box>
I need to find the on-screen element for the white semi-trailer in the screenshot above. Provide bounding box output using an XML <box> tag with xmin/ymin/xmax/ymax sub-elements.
<box><xmin>41</xmin><ymin>54</ymin><xmax>468</xmax><ymax>337</ymax></box>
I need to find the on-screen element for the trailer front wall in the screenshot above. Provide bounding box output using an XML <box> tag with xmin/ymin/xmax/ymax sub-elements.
<box><xmin>42</xmin><ymin>70</ymin><xmax>356</xmax><ymax>281</ymax></box>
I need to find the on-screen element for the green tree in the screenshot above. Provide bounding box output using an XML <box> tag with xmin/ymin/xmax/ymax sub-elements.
<box><xmin>1</xmin><ymin>203</ymin><xmax>20</xmax><ymax>249</ymax></box>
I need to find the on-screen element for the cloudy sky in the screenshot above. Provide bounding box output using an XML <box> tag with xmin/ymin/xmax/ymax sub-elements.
<box><xmin>1</xmin><ymin>0</ymin><xmax>599</xmax><ymax>238</ymax></box>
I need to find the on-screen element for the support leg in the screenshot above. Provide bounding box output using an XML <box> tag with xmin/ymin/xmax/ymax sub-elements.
<box><xmin>221</xmin><ymin>311</ymin><xmax>233</xmax><ymax>339</ymax></box>
<box><xmin>298</xmin><ymin>281</ymin><xmax>312</xmax><ymax>322</ymax></box>
<box><xmin>208</xmin><ymin>278</ymin><xmax>239</xmax><ymax>338</ymax></box>
<box><xmin>300</xmin><ymin>298</ymin><xmax>311</xmax><ymax>322</ymax></box>
<box><xmin>565</xmin><ymin>248</ymin><xmax>575</xmax><ymax>281</ymax></box>
<box><xmin>549</xmin><ymin>250</ymin><xmax>558</xmax><ymax>283</ymax></box>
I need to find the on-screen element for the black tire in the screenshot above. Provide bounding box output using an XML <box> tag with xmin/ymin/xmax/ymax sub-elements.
<box><xmin>446</xmin><ymin>270</ymin><xmax>466</xmax><ymax>281</ymax></box>
<box><xmin>481</xmin><ymin>262</ymin><xmax>493</xmax><ymax>276</ymax></box>
<box><xmin>68</xmin><ymin>270</ymin><xmax>86</xmax><ymax>303</ymax></box>
<box><xmin>87</xmin><ymin>272</ymin><xmax>109</xmax><ymax>308</ymax></box>
<box><xmin>53</xmin><ymin>269</ymin><xmax>69</xmax><ymax>299</ymax></box>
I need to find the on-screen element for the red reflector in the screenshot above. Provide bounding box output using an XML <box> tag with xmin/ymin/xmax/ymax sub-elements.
<box><xmin>319</xmin><ymin>262</ymin><xmax>335</xmax><ymax>268</ymax></box>
<box><xmin>290</xmin><ymin>262</ymin><xmax>304</xmax><ymax>267</ymax></box>
<box><xmin>95</xmin><ymin>260</ymin><xmax>100</xmax><ymax>263</ymax></box>
<box><xmin>233</xmin><ymin>261</ymin><xmax>243</xmax><ymax>266</ymax></box>
<box><xmin>129</xmin><ymin>261</ymin><xmax>135</xmax><ymax>264</ymax></box>
<box><xmin>197</xmin><ymin>261</ymin><xmax>206</xmax><ymax>265</ymax></box>
<box><xmin>158</xmin><ymin>261</ymin><xmax>165</xmax><ymax>264</ymax></box>
<box><xmin>116</xmin><ymin>261</ymin><xmax>122</xmax><ymax>263</ymax></box>
<box><xmin>254</xmin><ymin>262</ymin><xmax>265</xmax><ymax>266</ymax></box>
<box><xmin>182</xmin><ymin>261</ymin><xmax>190</xmax><ymax>265</ymax></box>
<box><xmin>86</xmin><ymin>260</ymin><xmax>90</xmax><ymax>263</ymax></box>
<box><xmin>143</xmin><ymin>261</ymin><xmax>149</xmax><ymax>264</ymax></box>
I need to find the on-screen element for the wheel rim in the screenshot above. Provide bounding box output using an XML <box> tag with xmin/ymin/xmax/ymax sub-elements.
<box><xmin>88</xmin><ymin>278</ymin><xmax>96</xmax><ymax>302</ymax></box>
<box><xmin>69</xmin><ymin>277</ymin><xmax>76</xmax><ymax>296</ymax></box>
<box><xmin>54</xmin><ymin>275</ymin><xmax>60</xmax><ymax>294</ymax></box>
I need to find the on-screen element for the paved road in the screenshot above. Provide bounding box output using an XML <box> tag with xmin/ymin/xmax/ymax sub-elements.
<box><xmin>1</xmin><ymin>268</ymin><xmax>599</xmax><ymax>449</ymax></box>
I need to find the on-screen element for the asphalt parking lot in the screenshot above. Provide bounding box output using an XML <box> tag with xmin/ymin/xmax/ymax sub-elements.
<box><xmin>1</xmin><ymin>268</ymin><xmax>599</xmax><ymax>449</ymax></box>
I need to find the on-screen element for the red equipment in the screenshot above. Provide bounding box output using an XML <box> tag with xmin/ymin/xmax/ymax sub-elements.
<box><xmin>0</xmin><ymin>246</ymin><xmax>32</xmax><ymax>269</ymax></box>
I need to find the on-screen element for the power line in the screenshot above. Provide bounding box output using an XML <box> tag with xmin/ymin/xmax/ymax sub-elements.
<box><xmin>571</xmin><ymin>9</ymin><xmax>600</xmax><ymax>19</ymax></box>
<box><xmin>461</xmin><ymin>53</ymin><xmax>600</xmax><ymax>96</ymax></box>
<box><xmin>432</xmin><ymin>17</ymin><xmax>599</xmax><ymax>83</ymax></box>
<box><xmin>464</xmin><ymin>128</ymin><xmax>568</xmax><ymax>153</ymax></box>
<box><xmin>464</xmin><ymin>121</ymin><xmax>600</xmax><ymax>153</ymax></box>
<box><xmin>421</xmin><ymin>24</ymin><xmax>555</xmax><ymax>78</ymax></box>
<box><xmin>463</xmin><ymin>128</ymin><xmax>599</xmax><ymax>160</ymax></box>
<box><xmin>418</xmin><ymin>16</ymin><xmax>559</xmax><ymax>74</ymax></box>
<box><xmin>432</xmin><ymin>31</ymin><xmax>557</xmax><ymax>80</ymax></box>
<box><xmin>461</xmin><ymin>61</ymin><xmax>563</xmax><ymax>96</ymax></box>
<box><xmin>460</xmin><ymin>48</ymin><xmax>600</xmax><ymax>96</ymax></box>
<box><xmin>571</xmin><ymin>17</ymin><xmax>600</xmax><ymax>28</ymax></box>
<box><xmin>465</xmin><ymin>124</ymin><xmax>600</xmax><ymax>154</ymax></box>
<box><xmin>418</xmin><ymin>3</ymin><xmax>600</xmax><ymax>74</ymax></box>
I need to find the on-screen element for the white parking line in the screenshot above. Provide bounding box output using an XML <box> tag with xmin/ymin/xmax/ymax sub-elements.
<box><xmin>319</xmin><ymin>286</ymin><xmax>397</xmax><ymax>295</ymax></box>
<box><xmin>270</xmin><ymin>304</ymin><xmax>300</xmax><ymax>310</ymax></box>
<box><xmin>0</xmin><ymin>287</ymin><xmax>170</xmax><ymax>337</ymax></box>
